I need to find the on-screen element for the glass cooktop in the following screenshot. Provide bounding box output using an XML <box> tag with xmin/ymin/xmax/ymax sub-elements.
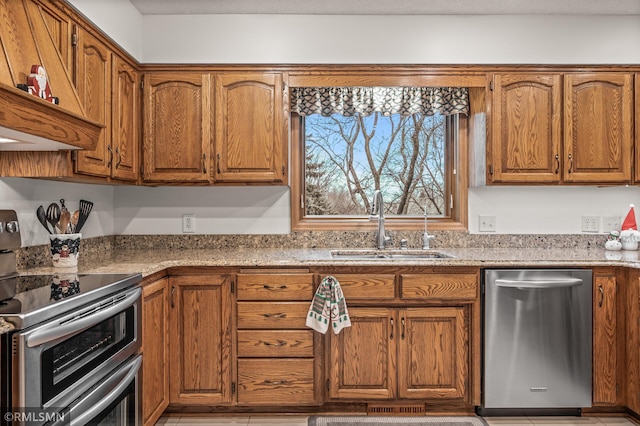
<box><xmin>0</xmin><ymin>273</ymin><xmax>142</xmax><ymax>329</ymax></box>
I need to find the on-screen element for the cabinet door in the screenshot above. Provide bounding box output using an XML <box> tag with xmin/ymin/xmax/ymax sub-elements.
<box><xmin>564</xmin><ymin>73</ymin><xmax>633</xmax><ymax>183</ymax></box>
<box><xmin>398</xmin><ymin>307</ymin><xmax>468</xmax><ymax>400</ymax></box>
<box><xmin>627</xmin><ymin>269</ymin><xmax>640</xmax><ymax>414</ymax></box>
<box><xmin>111</xmin><ymin>56</ymin><xmax>139</xmax><ymax>182</ymax></box>
<box><xmin>593</xmin><ymin>271</ymin><xmax>619</xmax><ymax>405</ymax></box>
<box><xmin>39</xmin><ymin>3</ymin><xmax>73</xmax><ymax>71</ymax></box>
<box><xmin>143</xmin><ymin>72</ymin><xmax>212</xmax><ymax>182</ymax></box>
<box><xmin>489</xmin><ymin>74</ymin><xmax>562</xmax><ymax>183</ymax></box>
<box><xmin>73</xmin><ymin>26</ymin><xmax>112</xmax><ymax>177</ymax></box>
<box><xmin>328</xmin><ymin>308</ymin><xmax>396</xmax><ymax>399</ymax></box>
<box><xmin>169</xmin><ymin>275</ymin><xmax>233</xmax><ymax>405</ymax></box>
<box><xmin>141</xmin><ymin>277</ymin><xmax>169</xmax><ymax>426</ymax></box>
<box><xmin>214</xmin><ymin>72</ymin><xmax>287</xmax><ymax>183</ymax></box>
<box><xmin>635</xmin><ymin>74</ymin><xmax>640</xmax><ymax>183</ymax></box>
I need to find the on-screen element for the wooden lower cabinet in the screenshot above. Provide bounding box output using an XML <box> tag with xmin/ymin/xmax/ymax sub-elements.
<box><xmin>329</xmin><ymin>307</ymin><xmax>397</xmax><ymax>399</ymax></box>
<box><xmin>592</xmin><ymin>269</ymin><xmax>621</xmax><ymax>406</ymax></box>
<box><xmin>398</xmin><ymin>307</ymin><xmax>468</xmax><ymax>400</ymax></box>
<box><xmin>329</xmin><ymin>306</ymin><xmax>469</xmax><ymax>401</ymax></box>
<box><xmin>626</xmin><ymin>268</ymin><xmax>640</xmax><ymax>414</ymax></box>
<box><xmin>168</xmin><ymin>274</ymin><xmax>233</xmax><ymax>405</ymax></box>
<box><xmin>237</xmin><ymin>358</ymin><xmax>316</xmax><ymax>404</ymax></box>
<box><xmin>141</xmin><ymin>277</ymin><xmax>169</xmax><ymax>426</ymax></box>
<box><xmin>235</xmin><ymin>271</ymin><xmax>321</xmax><ymax>405</ymax></box>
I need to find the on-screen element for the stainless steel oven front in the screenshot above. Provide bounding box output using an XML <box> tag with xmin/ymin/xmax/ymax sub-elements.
<box><xmin>10</xmin><ymin>285</ymin><xmax>141</xmax><ymax>422</ymax></box>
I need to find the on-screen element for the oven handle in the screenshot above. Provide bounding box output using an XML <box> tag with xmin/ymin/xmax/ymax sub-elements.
<box><xmin>25</xmin><ymin>287</ymin><xmax>141</xmax><ymax>348</ymax></box>
<box><xmin>48</xmin><ymin>354</ymin><xmax>142</xmax><ymax>426</ymax></box>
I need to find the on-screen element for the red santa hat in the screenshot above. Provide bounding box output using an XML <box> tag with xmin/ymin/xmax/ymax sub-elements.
<box><xmin>622</xmin><ymin>204</ymin><xmax>637</xmax><ymax>231</ymax></box>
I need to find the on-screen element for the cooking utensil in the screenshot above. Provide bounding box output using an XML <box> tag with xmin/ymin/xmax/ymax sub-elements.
<box><xmin>46</xmin><ymin>203</ymin><xmax>61</xmax><ymax>233</ymax></box>
<box><xmin>58</xmin><ymin>210</ymin><xmax>70</xmax><ymax>234</ymax></box>
<box><xmin>70</xmin><ymin>210</ymin><xmax>79</xmax><ymax>233</ymax></box>
<box><xmin>36</xmin><ymin>205</ymin><xmax>51</xmax><ymax>234</ymax></box>
<box><xmin>75</xmin><ymin>199</ymin><xmax>93</xmax><ymax>233</ymax></box>
<box><xmin>58</xmin><ymin>198</ymin><xmax>71</xmax><ymax>233</ymax></box>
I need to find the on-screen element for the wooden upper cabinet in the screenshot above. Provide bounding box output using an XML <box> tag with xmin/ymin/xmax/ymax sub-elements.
<box><xmin>143</xmin><ymin>72</ymin><xmax>212</xmax><ymax>182</ymax></box>
<box><xmin>111</xmin><ymin>56</ymin><xmax>139</xmax><ymax>182</ymax></box>
<box><xmin>38</xmin><ymin>2</ymin><xmax>73</xmax><ymax>72</ymax></box>
<box><xmin>635</xmin><ymin>74</ymin><xmax>640</xmax><ymax>184</ymax></box>
<box><xmin>489</xmin><ymin>74</ymin><xmax>562</xmax><ymax>183</ymax></box>
<box><xmin>489</xmin><ymin>72</ymin><xmax>633</xmax><ymax>185</ymax></box>
<box><xmin>73</xmin><ymin>26</ymin><xmax>112</xmax><ymax>177</ymax></box>
<box><xmin>563</xmin><ymin>73</ymin><xmax>633</xmax><ymax>183</ymax></box>
<box><xmin>214</xmin><ymin>72</ymin><xmax>287</xmax><ymax>183</ymax></box>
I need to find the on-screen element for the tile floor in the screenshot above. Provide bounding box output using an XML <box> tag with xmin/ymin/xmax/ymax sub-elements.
<box><xmin>156</xmin><ymin>415</ymin><xmax>640</xmax><ymax>426</ymax></box>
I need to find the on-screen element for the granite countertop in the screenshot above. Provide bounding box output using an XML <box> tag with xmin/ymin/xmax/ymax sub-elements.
<box><xmin>18</xmin><ymin>247</ymin><xmax>640</xmax><ymax>278</ymax></box>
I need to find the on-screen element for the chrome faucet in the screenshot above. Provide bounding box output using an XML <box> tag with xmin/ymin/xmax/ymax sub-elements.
<box><xmin>422</xmin><ymin>202</ymin><xmax>435</xmax><ymax>249</ymax></box>
<box><xmin>369</xmin><ymin>190</ymin><xmax>391</xmax><ymax>249</ymax></box>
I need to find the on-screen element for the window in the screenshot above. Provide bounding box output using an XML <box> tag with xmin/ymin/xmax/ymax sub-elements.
<box><xmin>290</xmin><ymin>86</ymin><xmax>469</xmax><ymax>231</ymax></box>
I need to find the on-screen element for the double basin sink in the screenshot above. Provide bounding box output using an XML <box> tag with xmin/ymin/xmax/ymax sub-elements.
<box><xmin>330</xmin><ymin>249</ymin><xmax>454</xmax><ymax>260</ymax></box>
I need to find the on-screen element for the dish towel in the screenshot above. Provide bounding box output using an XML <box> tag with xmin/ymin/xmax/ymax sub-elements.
<box><xmin>306</xmin><ymin>275</ymin><xmax>351</xmax><ymax>334</ymax></box>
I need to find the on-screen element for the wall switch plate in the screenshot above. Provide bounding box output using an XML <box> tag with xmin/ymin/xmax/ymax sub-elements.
<box><xmin>479</xmin><ymin>215</ymin><xmax>496</xmax><ymax>232</ymax></box>
<box><xmin>603</xmin><ymin>216</ymin><xmax>620</xmax><ymax>233</ymax></box>
<box><xmin>182</xmin><ymin>214</ymin><xmax>195</xmax><ymax>233</ymax></box>
<box><xmin>581</xmin><ymin>215</ymin><xmax>599</xmax><ymax>233</ymax></box>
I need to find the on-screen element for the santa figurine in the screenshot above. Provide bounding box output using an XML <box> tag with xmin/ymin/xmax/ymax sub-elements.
<box><xmin>619</xmin><ymin>204</ymin><xmax>640</xmax><ymax>250</ymax></box>
<box><xmin>27</xmin><ymin>65</ymin><xmax>58</xmax><ymax>104</ymax></box>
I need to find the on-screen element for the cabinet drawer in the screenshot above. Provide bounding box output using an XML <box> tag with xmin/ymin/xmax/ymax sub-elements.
<box><xmin>237</xmin><ymin>330</ymin><xmax>314</xmax><ymax>357</ymax></box>
<box><xmin>237</xmin><ymin>273</ymin><xmax>314</xmax><ymax>301</ymax></box>
<box><xmin>237</xmin><ymin>359</ymin><xmax>316</xmax><ymax>405</ymax></box>
<box><xmin>401</xmin><ymin>274</ymin><xmax>478</xmax><ymax>300</ymax></box>
<box><xmin>329</xmin><ymin>274</ymin><xmax>395</xmax><ymax>300</ymax></box>
<box><xmin>237</xmin><ymin>302</ymin><xmax>309</xmax><ymax>329</ymax></box>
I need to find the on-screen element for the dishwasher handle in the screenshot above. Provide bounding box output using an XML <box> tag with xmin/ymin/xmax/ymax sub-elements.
<box><xmin>494</xmin><ymin>278</ymin><xmax>583</xmax><ymax>289</ymax></box>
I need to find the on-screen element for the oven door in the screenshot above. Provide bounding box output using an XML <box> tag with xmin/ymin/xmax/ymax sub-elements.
<box><xmin>12</xmin><ymin>286</ymin><xmax>141</xmax><ymax>411</ymax></box>
<box><xmin>47</xmin><ymin>354</ymin><xmax>141</xmax><ymax>426</ymax></box>
<box><xmin>46</xmin><ymin>355</ymin><xmax>142</xmax><ymax>426</ymax></box>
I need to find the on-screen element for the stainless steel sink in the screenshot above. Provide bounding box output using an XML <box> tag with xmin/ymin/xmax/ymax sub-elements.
<box><xmin>330</xmin><ymin>249</ymin><xmax>455</xmax><ymax>260</ymax></box>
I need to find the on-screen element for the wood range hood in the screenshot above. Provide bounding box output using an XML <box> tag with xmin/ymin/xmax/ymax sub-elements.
<box><xmin>0</xmin><ymin>0</ymin><xmax>102</xmax><ymax>151</ymax></box>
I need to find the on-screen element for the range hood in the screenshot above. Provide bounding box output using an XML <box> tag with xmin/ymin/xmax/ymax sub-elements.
<box><xmin>0</xmin><ymin>0</ymin><xmax>102</xmax><ymax>151</ymax></box>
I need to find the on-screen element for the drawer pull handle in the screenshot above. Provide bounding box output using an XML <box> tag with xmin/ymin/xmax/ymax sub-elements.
<box><xmin>390</xmin><ymin>318</ymin><xmax>394</xmax><ymax>340</ymax></box>
<box><xmin>598</xmin><ymin>285</ymin><xmax>604</xmax><ymax>308</ymax></box>
<box><xmin>262</xmin><ymin>340</ymin><xmax>287</xmax><ymax>347</ymax></box>
<box><xmin>401</xmin><ymin>317</ymin><xmax>406</xmax><ymax>340</ymax></box>
<box><xmin>263</xmin><ymin>380</ymin><xmax>288</xmax><ymax>385</ymax></box>
<box><xmin>263</xmin><ymin>313</ymin><xmax>287</xmax><ymax>319</ymax></box>
<box><xmin>263</xmin><ymin>285</ymin><xmax>288</xmax><ymax>290</ymax></box>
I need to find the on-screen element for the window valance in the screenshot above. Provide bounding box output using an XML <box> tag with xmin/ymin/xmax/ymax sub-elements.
<box><xmin>290</xmin><ymin>86</ymin><xmax>469</xmax><ymax>117</ymax></box>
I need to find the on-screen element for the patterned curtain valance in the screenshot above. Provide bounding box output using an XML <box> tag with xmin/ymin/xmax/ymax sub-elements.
<box><xmin>291</xmin><ymin>86</ymin><xmax>469</xmax><ymax>117</ymax></box>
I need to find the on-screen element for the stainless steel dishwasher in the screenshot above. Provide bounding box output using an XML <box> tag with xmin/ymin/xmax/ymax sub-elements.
<box><xmin>481</xmin><ymin>269</ymin><xmax>592</xmax><ymax>414</ymax></box>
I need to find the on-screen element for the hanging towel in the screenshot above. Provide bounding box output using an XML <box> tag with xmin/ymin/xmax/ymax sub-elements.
<box><xmin>306</xmin><ymin>275</ymin><xmax>351</xmax><ymax>334</ymax></box>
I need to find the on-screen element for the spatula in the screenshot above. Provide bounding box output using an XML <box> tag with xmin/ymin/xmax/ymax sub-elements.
<box><xmin>75</xmin><ymin>199</ymin><xmax>93</xmax><ymax>233</ymax></box>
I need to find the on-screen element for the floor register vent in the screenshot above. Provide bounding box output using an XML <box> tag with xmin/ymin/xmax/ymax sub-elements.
<box><xmin>367</xmin><ymin>403</ymin><xmax>426</xmax><ymax>415</ymax></box>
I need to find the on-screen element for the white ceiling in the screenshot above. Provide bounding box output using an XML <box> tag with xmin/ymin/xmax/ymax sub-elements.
<box><xmin>128</xmin><ymin>0</ymin><xmax>640</xmax><ymax>15</ymax></box>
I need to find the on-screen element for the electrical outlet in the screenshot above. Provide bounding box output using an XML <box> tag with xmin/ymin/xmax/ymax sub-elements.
<box><xmin>581</xmin><ymin>215</ymin><xmax>599</xmax><ymax>233</ymax></box>
<box><xmin>479</xmin><ymin>215</ymin><xmax>496</xmax><ymax>232</ymax></box>
<box><xmin>603</xmin><ymin>216</ymin><xmax>620</xmax><ymax>233</ymax></box>
<box><xmin>182</xmin><ymin>214</ymin><xmax>195</xmax><ymax>233</ymax></box>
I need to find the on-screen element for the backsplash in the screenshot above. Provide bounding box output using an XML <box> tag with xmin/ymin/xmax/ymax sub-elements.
<box><xmin>15</xmin><ymin>231</ymin><xmax>607</xmax><ymax>270</ymax></box>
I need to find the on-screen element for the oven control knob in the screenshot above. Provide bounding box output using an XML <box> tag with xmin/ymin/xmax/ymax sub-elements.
<box><xmin>5</xmin><ymin>220</ymin><xmax>19</xmax><ymax>233</ymax></box>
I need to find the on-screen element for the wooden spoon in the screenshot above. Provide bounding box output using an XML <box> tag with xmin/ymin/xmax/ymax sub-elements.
<box><xmin>70</xmin><ymin>210</ymin><xmax>79</xmax><ymax>233</ymax></box>
<box><xmin>58</xmin><ymin>209</ymin><xmax>70</xmax><ymax>234</ymax></box>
